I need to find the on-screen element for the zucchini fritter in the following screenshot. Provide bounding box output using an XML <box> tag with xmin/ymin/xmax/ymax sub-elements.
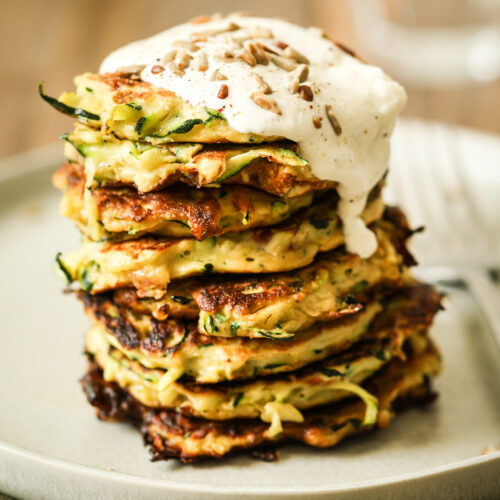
<box><xmin>81</xmin><ymin>210</ymin><xmax>414</xmax><ymax>339</ymax></box>
<box><xmin>53</xmin><ymin>162</ymin><xmax>315</xmax><ymax>241</ymax></box>
<box><xmin>42</xmin><ymin>73</ymin><xmax>282</xmax><ymax>144</ymax></box>
<box><xmin>83</xmin><ymin>283</ymin><xmax>443</xmax><ymax>387</ymax></box>
<box><xmin>62</xmin><ymin>123</ymin><xmax>334</xmax><ymax>196</ymax></box>
<box><xmin>57</xmin><ymin>194</ymin><xmax>384</xmax><ymax>298</ymax></box>
<box><xmin>82</xmin><ymin>340</ymin><xmax>441</xmax><ymax>462</ymax></box>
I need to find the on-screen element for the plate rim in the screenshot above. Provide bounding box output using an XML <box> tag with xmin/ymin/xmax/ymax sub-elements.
<box><xmin>1</xmin><ymin>440</ymin><xmax>499</xmax><ymax>495</ymax></box>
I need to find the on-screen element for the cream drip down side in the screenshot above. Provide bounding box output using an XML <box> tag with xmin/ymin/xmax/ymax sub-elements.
<box><xmin>100</xmin><ymin>15</ymin><xmax>407</xmax><ymax>257</ymax></box>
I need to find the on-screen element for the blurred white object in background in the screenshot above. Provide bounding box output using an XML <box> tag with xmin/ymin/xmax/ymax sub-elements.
<box><xmin>350</xmin><ymin>0</ymin><xmax>500</xmax><ymax>88</ymax></box>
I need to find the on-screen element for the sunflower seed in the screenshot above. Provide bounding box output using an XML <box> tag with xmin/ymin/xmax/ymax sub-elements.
<box><xmin>251</xmin><ymin>72</ymin><xmax>272</xmax><ymax>94</ymax></box>
<box><xmin>167</xmin><ymin>62</ymin><xmax>184</xmax><ymax>76</ymax></box>
<box><xmin>218</xmin><ymin>84</ymin><xmax>229</xmax><ymax>99</ymax></box>
<box><xmin>244</xmin><ymin>41</ymin><xmax>269</xmax><ymax>65</ymax></box>
<box><xmin>335</xmin><ymin>41</ymin><xmax>356</xmax><ymax>58</ymax></box>
<box><xmin>283</xmin><ymin>46</ymin><xmax>309</xmax><ymax>64</ymax></box>
<box><xmin>210</xmin><ymin>69</ymin><xmax>227</xmax><ymax>81</ymax></box>
<box><xmin>288</xmin><ymin>64</ymin><xmax>309</xmax><ymax>93</ymax></box>
<box><xmin>172</xmin><ymin>40</ymin><xmax>200</xmax><ymax>52</ymax></box>
<box><xmin>161</xmin><ymin>50</ymin><xmax>177</xmax><ymax>64</ymax></box>
<box><xmin>237</xmin><ymin>48</ymin><xmax>257</xmax><ymax>66</ymax></box>
<box><xmin>298</xmin><ymin>85</ymin><xmax>313</xmax><ymax>101</ymax></box>
<box><xmin>192</xmin><ymin>52</ymin><xmax>208</xmax><ymax>71</ymax></box>
<box><xmin>251</xmin><ymin>92</ymin><xmax>281</xmax><ymax>114</ymax></box>
<box><xmin>270</xmin><ymin>55</ymin><xmax>297</xmax><ymax>71</ymax></box>
<box><xmin>175</xmin><ymin>49</ymin><xmax>192</xmax><ymax>69</ymax></box>
<box><xmin>325</xmin><ymin>105</ymin><xmax>342</xmax><ymax>135</ymax></box>
<box><xmin>246</xmin><ymin>26</ymin><xmax>274</xmax><ymax>39</ymax></box>
<box><xmin>191</xmin><ymin>22</ymin><xmax>240</xmax><ymax>41</ymax></box>
<box><xmin>312</xmin><ymin>116</ymin><xmax>322</xmax><ymax>129</ymax></box>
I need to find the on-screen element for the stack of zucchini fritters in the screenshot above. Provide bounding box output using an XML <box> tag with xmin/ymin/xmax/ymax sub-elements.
<box><xmin>44</xmin><ymin>16</ymin><xmax>442</xmax><ymax>463</ymax></box>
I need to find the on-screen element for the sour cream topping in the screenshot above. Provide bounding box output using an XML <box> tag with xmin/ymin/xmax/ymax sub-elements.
<box><xmin>100</xmin><ymin>15</ymin><xmax>406</xmax><ymax>257</ymax></box>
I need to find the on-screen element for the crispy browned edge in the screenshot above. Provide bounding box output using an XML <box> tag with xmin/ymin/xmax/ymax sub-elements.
<box><xmin>53</xmin><ymin>162</ymin><xmax>325</xmax><ymax>240</ymax></box>
<box><xmin>78</xmin><ymin>204</ymin><xmax>411</xmax><ymax>329</ymax></box>
<box><xmin>80</xmin><ymin>283</ymin><xmax>443</xmax><ymax>389</ymax></box>
<box><xmin>191</xmin><ymin>205</ymin><xmax>416</xmax><ymax>315</ymax></box>
<box><xmin>81</xmin><ymin>340</ymin><xmax>439</xmax><ymax>463</ymax></box>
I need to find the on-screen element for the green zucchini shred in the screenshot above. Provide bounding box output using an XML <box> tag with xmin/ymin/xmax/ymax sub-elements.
<box><xmin>254</xmin><ymin>329</ymin><xmax>295</xmax><ymax>341</ymax></box>
<box><xmin>319</xmin><ymin>367</ymin><xmax>344</xmax><ymax>378</ymax></box>
<box><xmin>39</xmin><ymin>83</ymin><xmax>100</xmax><ymax>121</ymax></box>
<box><xmin>232</xmin><ymin>392</ymin><xmax>244</xmax><ymax>407</ymax></box>
<box><xmin>162</xmin><ymin>325</ymin><xmax>189</xmax><ymax>356</ymax></box>
<box><xmin>198</xmin><ymin>343</ymin><xmax>214</xmax><ymax>349</ymax></box>
<box><xmin>170</xmin><ymin>295</ymin><xmax>192</xmax><ymax>305</ymax></box>
<box><xmin>168</xmin><ymin>119</ymin><xmax>203</xmax><ymax>135</ymax></box>
<box><xmin>55</xmin><ymin>252</ymin><xmax>72</xmax><ymax>284</ymax></box>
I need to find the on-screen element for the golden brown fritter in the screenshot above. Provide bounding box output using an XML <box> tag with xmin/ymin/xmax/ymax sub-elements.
<box><xmin>80</xmin><ymin>210</ymin><xmax>413</xmax><ymax>339</ymax></box>
<box><xmin>61</xmin><ymin>124</ymin><xmax>335</xmax><ymax>197</ymax></box>
<box><xmin>43</xmin><ymin>72</ymin><xmax>282</xmax><ymax>144</ymax></box>
<box><xmin>53</xmin><ymin>162</ymin><xmax>315</xmax><ymax>241</ymax></box>
<box><xmin>57</xmin><ymin>193</ymin><xmax>384</xmax><ymax>298</ymax></box>
<box><xmin>81</xmin><ymin>340</ymin><xmax>441</xmax><ymax>462</ymax></box>
<box><xmin>81</xmin><ymin>283</ymin><xmax>443</xmax><ymax>384</ymax></box>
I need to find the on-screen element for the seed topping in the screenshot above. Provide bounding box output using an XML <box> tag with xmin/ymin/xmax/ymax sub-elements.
<box><xmin>251</xmin><ymin>72</ymin><xmax>272</xmax><ymax>94</ymax></box>
<box><xmin>298</xmin><ymin>85</ymin><xmax>313</xmax><ymax>102</ymax></box>
<box><xmin>218</xmin><ymin>84</ymin><xmax>229</xmax><ymax>99</ymax></box>
<box><xmin>250</xmin><ymin>92</ymin><xmax>281</xmax><ymax>114</ymax></box>
<box><xmin>325</xmin><ymin>105</ymin><xmax>342</xmax><ymax>135</ymax></box>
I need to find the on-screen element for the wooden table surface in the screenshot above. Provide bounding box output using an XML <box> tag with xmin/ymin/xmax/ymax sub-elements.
<box><xmin>1</xmin><ymin>0</ymin><xmax>499</xmax><ymax>160</ymax></box>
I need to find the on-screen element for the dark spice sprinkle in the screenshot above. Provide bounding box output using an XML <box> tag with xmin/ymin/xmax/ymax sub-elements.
<box><xmin>375</xmin><ymin>349</ymin><xmax>387</xmax><ymax>361</ymax></box>
<box><xmin>203</xmin><ymin>263</ymin><xmax>214</xmax><ymax>273</ymax></box>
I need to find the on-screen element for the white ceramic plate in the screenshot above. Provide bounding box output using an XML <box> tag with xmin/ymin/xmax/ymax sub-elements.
<box><xmin>0</xmin><ymin>120</ymin><xmax>499</xmax><ymax>499</ymax></box>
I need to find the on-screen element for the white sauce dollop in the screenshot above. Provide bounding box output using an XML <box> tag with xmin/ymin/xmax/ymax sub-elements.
<box><xmin>100</xmin><ymin>15</ymin><xmax>407</xmax><ymax>257</ymax></box>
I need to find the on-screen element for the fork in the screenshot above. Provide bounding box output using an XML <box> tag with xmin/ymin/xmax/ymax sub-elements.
<box><xmin>387</xmin><ymin>119</ymin><xmax>500</xmax><ymax>353</ymax></box>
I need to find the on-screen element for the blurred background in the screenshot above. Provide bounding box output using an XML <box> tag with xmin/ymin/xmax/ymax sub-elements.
<box><xmin>1</xmin><ymin>0</ymin><xmax>499</xmax><ymax>159</ymax></box>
